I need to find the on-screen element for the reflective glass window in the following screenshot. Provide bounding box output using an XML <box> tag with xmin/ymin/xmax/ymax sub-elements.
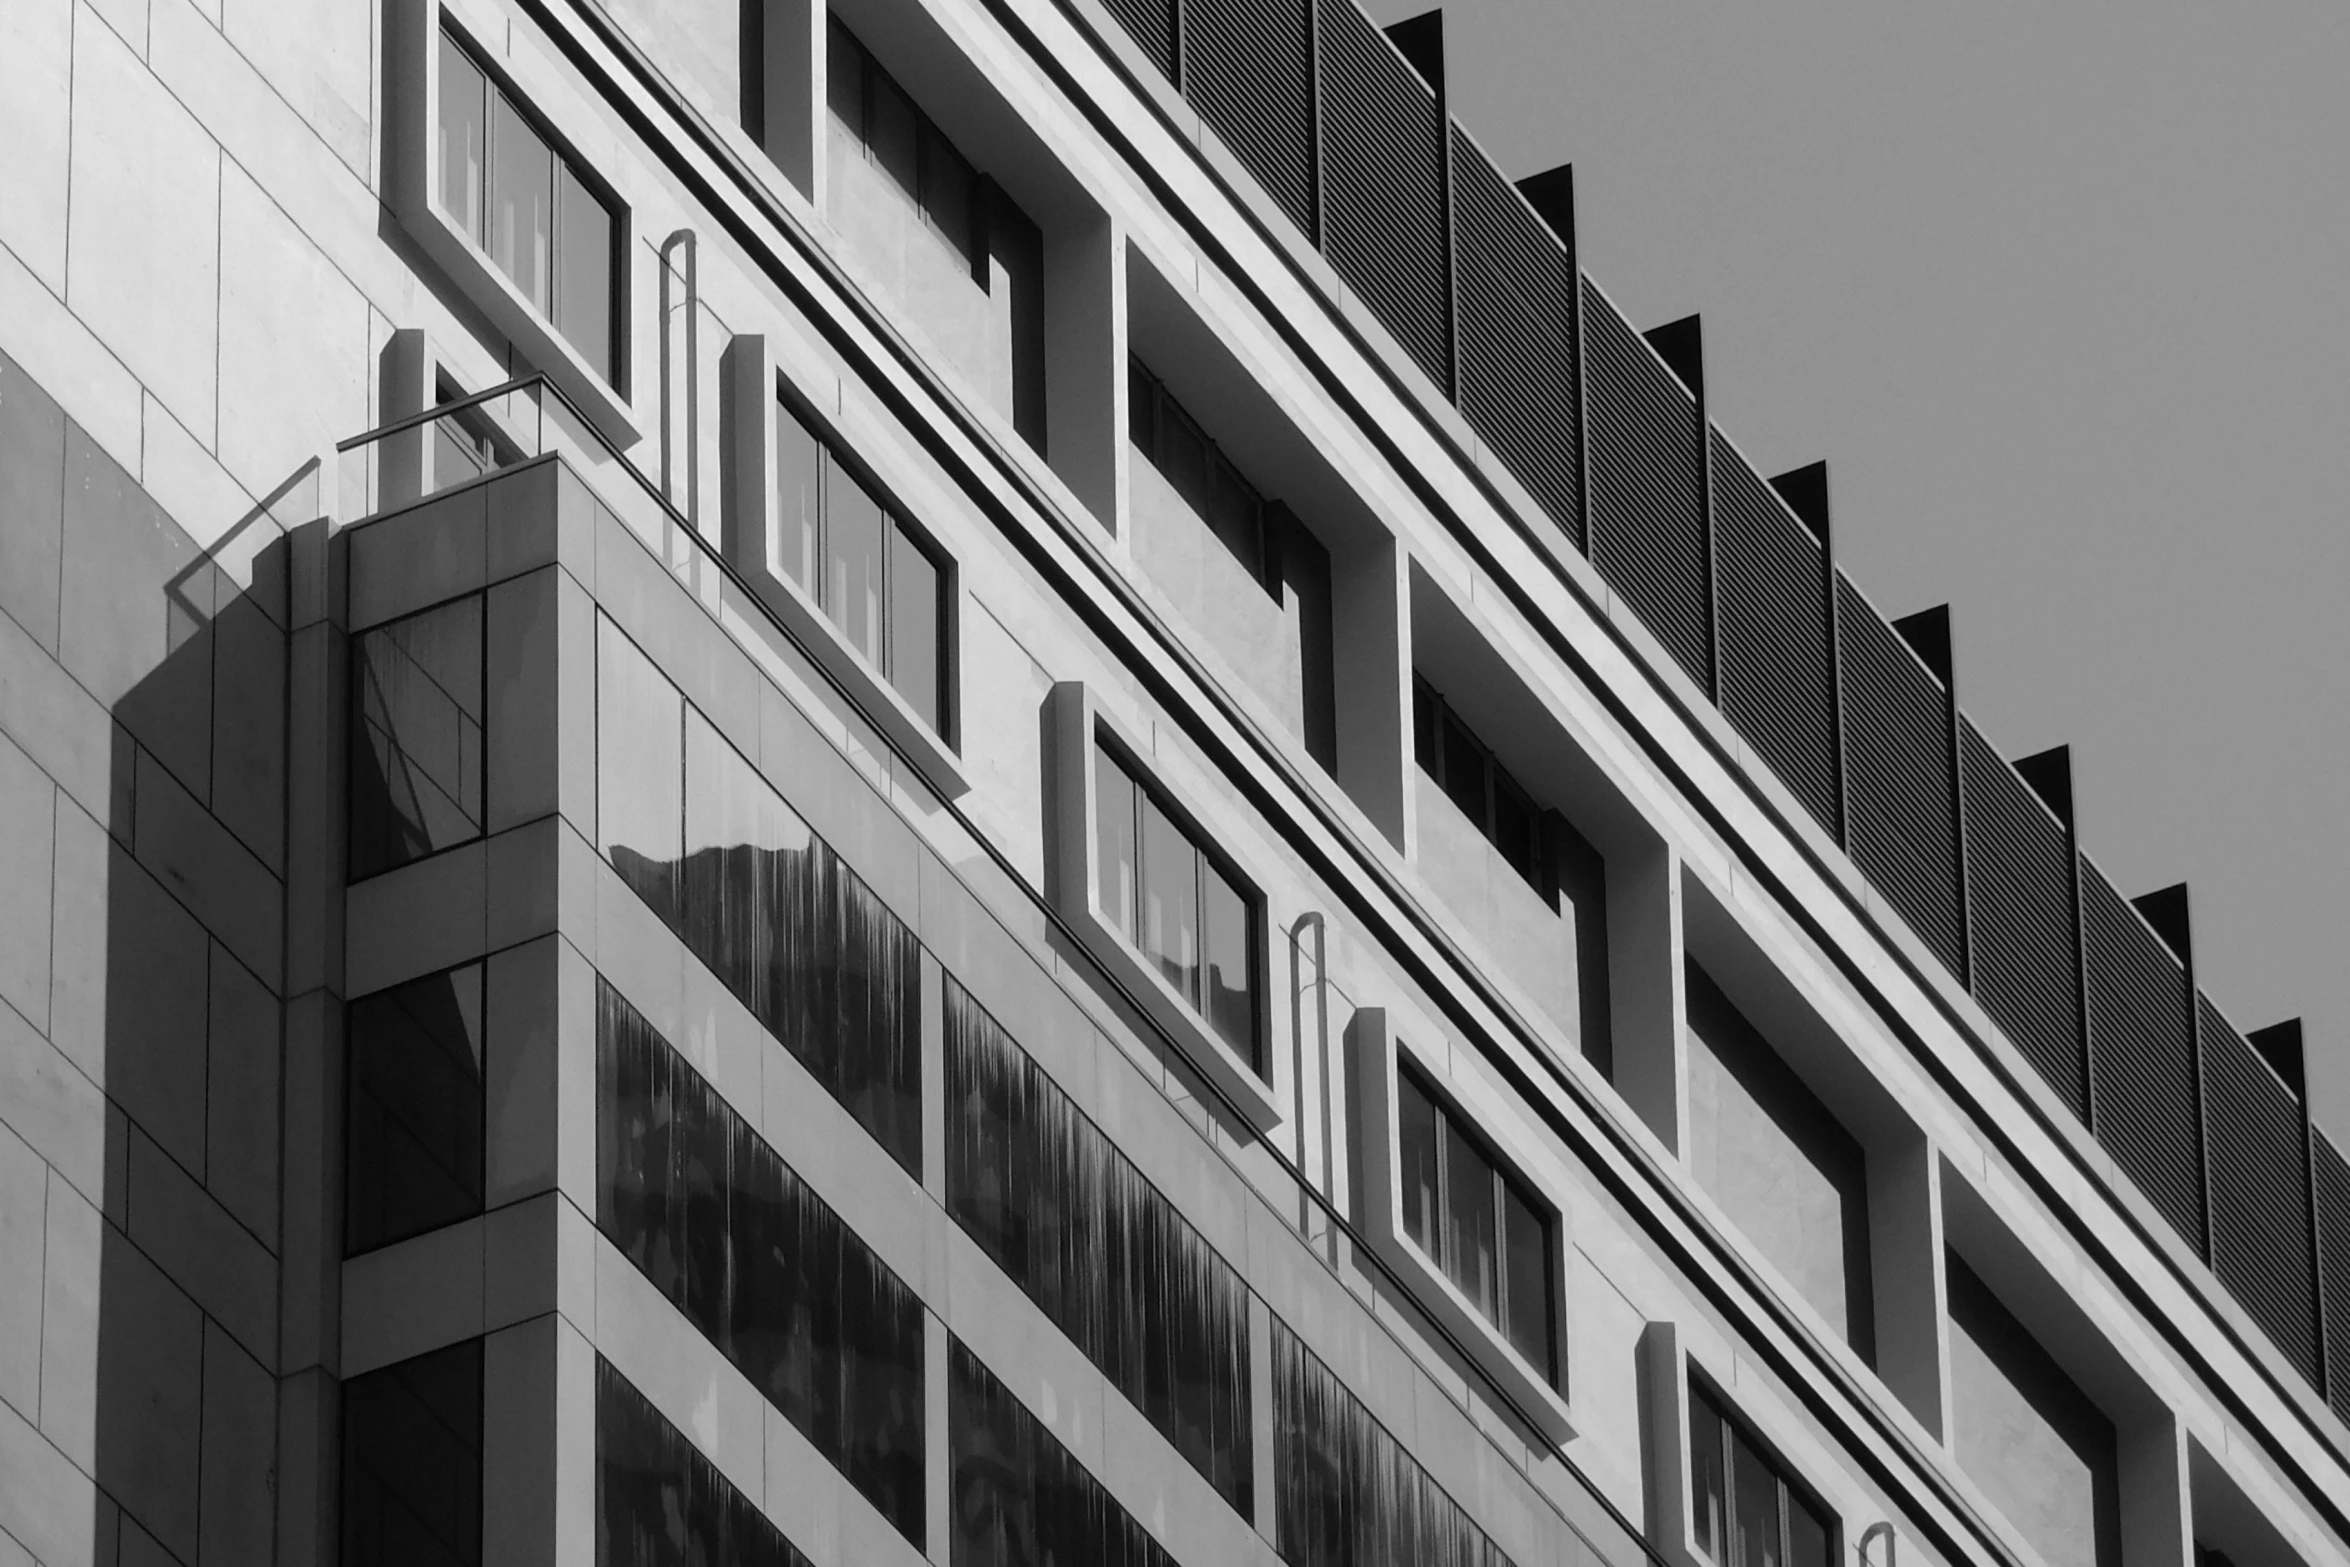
<box><xmin>825</xmin><ymin>455</ymin><xmax>888</xmax><ymax>669</ymax></box>
<box><xmin>440</xmin><ymin>26</ymin><xmax>622</xmax><ymax>383</ymax></box>
<box><xmin>597</xmin><ymin>980</ymin><xmax>926</xmax><ymax>1544</ymax></box>
<box><xmin>596</xmin><ymin>621</ymin><xmax>684</xmax><ymax>923</ymax></box>
<box><xmin>776</xmin><ymin>398</ymin><xmax>822</xmax><ymax>591</ymax></box>
<box><xmin>1690</xmin><ymin>1383</ymin><xmax>1836</xmax><ymax>1567</ymax></box>
<box><xmin>488</xmin><ymin>91</ymin><xmax>552</xmax><ymax>313</ymax></box>
<box><xmin>1414</xmin><ymin>676</ymin><xmax>1560</xmax><ymax>901</ymax></box>
<box><xmin>598</xmin><ymin>1355</ymin><xmax>814</xmax><ymax>1567</ymax></box>
<box><xmin>350</xmin><ymin>595</ymin><xmax>484</xmax><ymax>882</ymax></box>
<box><xmin>556</xmin><ymin>164</ymin><xmax>616</xmax><ymax>382</ymax></box>
<box><xmin>888</xmin><ymin>525</ymin><xmax>942</xmax><ymax>734</ymax></box>
<box><xmin>1093</xmin><ymin>739</ymin><xmax>1260</xmax><ymax>1071</ymax></box>
<box><xmin>342</xmin><ymin>1340</ymin><xmax>482</xmax><ymax>1567</ymax></box>
<box><xmin>436</xmin><ymin>36</ymin><xmax>486</xmax><ymax>243</ymax></box>
<box><xmin>1396</xmin><ymin>1061</ymin><xmax>1557</xmax><ymax>1382</ymax></box>
<box><xmin>1139</xmin><ymin>790</ymin><xmax>1199</xmax><ymax>1005</ymax></box>
<box><xmin>345</xmin><ymin>964</ymin><xmax>485</xmax><ymax>1256</ymax></box>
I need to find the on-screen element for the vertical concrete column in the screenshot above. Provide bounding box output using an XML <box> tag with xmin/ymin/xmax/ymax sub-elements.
<box><xmin>2120</xmin><ymin>1415</ymin><xmax>2192</xmax><ymax>1567</ymax></box>
<box><xmin>1638</xmin><ymin>1320</ymin><xmax>1697</xmax><ymax>1567</ymax></box>
<box><xmin>484</xmin><ymin>1313</ymin><xmax>598</xmax><ymax>1567</ymax></box>
<box><xmin>1611</xmin><ymin>848</ymin><xmax>1688</xmax><ymax>1155</ymax></box>
<box><xmin>1872</xmin><ymin>1141</ymin><xmax>1951</xmax><ymax>1440</ymax></box>
<box><xmin>757</xmin><ymin>0</ymin><xmax>823</xmax><ymax>205</ymax></box>
<box><xmin>1044</xmin><ymin>213</ymin><xmax>1124</xmax><ymax>529</ymax></box>
<box><xmin>721</xmin><ymin>334</ymin><xmax>779</xmax><ymax>579</ymax></box>
<box><xmin>926</xmin><ymin>1309</ymin><xmax>953</xmax><ymax>1566</ymax></box>
<box><xmin>279</xmin><ymin>515</ymin><xmax>350</xmax><ymax>1567</ymax></box>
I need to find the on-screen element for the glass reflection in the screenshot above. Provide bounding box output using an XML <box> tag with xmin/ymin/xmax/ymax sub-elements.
<box><xmin>350</xmin><ymin>595</ymin><xmax>485</xmax><ymax>882</ymax></box>
<box><xmin>597</xmin><ymin>621</ymin><xmax>684</xmax><ymax>924</ymax></box>
<box><xmin>1139</xmin><ymin>792</ymin><xmax>1198</xmax><ymax>1003</ymax></box>
<box><xmin>597</xmin><ymin>980</ymin><xmax>926</xmax><ymax>1545</ymax></box>
<box><xmin>598</xmin><ymin>1355</ymin><xmax>812</xmax><ymax>1567</ymax></box>
<box><xmin>944</xmin><ymin>980</ymin><xmax>1253</xmax><ymax>1514</ymax></box>
<box><xmin>555</xmin><ymin>164</ymin><xmax>614</xmax><ymax>382</ymax></box>
<box><xmin>436</xmin><ymin>36</ymin><xmax>485</xmax><ymax>243</ymax></box>
<box><xmin>488</xmin><ymin>91</ymin><xmax>552</xmax><ymax>312</ymax></box>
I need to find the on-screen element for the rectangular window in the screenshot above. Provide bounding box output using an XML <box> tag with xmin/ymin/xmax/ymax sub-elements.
<box><xmin>350</xmin><ymin>594</ymin><xmax>485</xmax><ymax>882</ymax></box>
<box><xmin>1414</xmin><ymin>676</ymin><xmax>1550</xmax><ymax>896</ymax></box>
<box><xmin>1690</xmin><ymin>1382</ymin><xmax>1835</xmax><ymax>1567</ymax></box>
<box><xmin>1093</xmin><ymin>738</ymin><xmax>1260</xmax><ymax>1072</ymax></box>
<box><xmin>342</xmin><ymin>1339</ymin><xmax>483</xmax><ymax>1567</ymax></box>
<box><xmin>436</xmin><ymin>24</ymin><xmax>620</xmax><ymax>383</ymax></box>
<box><xmin>345</xmin><ymin>963</ymin><xmax>486</xmax><ymax>1256</ymax></box>
<box><xmin>774</xmin><ymin>395</ymin><xmax>951</xmax><ymax>737</ymax></box>
<box><xmin>598</xmin><ymin>980</ymin><xmax>926</xmax><ymax>1544</ymax></box>
<box><xmin>1396</xmin><ymin>1061</ymin><xmax>1558</xmax><ymax>1381</ymax></box>
<box><xmin>1129</xmin><ymin>359</ymin><xmax>1270</xmax><ymax>588</ymax></box>
<box><xmin>599</xmin><ymin>1356</ymin><xmax>814</xmax><ymax>1567</ymax></box>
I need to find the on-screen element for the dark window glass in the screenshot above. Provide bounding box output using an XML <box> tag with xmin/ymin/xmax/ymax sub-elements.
<box><xmin>346</xmin><ymin>964</ymin><xmax>485</xmax><ymax>1256</ymax></box>
<box><xmin>441</xmin><ymin>26</ymin><xmax>621</xmax><ymax>382</ymax></box>
<box><xmin>1439</xmin><ymin>711</ymin><xmax>1487</xmax><ymax>826</ymax></box>
<box><xmin>1093</xmin><ymin>740</ymin><xmax>1262</xmax><ymax>1073</ymax></box>
<box><xmin>774</xmin><ymin>398</ymin><xmax>952</xmax><ymax>732</ymax></box>
<box><xmin>597</xmin><ymin>981</ymin><xmax>926</xmax><ymax>1544</ymax></box>
<box><xmin>556</xmin><ymin>164</ymin><xmax>617</xmax><ymax>383</ymax></box>
<box><xmin>1396</xmin><ymin>1062</ymin><xmax>1557</xmax><ymax>1383</ymax></box>
<box><xmin>350</xmin><ymin>595</ymin><xmax>484</xmax><ymax>882</ymax></box>
<box><xmin>1690</xmin><ymin>1383</ymin><xmax>1835</xmax><ymax>1567</ymax></box>
<box><xmin>950</xmin><ymin>1335</ymin><xmax>1179</xmax><ymax>1567</ymax></box>
<box><xmin>597</xmin><ymin>1355</ymin><xmax>814</xmax><ymax>1567</ymax></box>
<box><xmin>1270</xmin><ymin>1319</ymin><xmax>1519</xmax><ymax>1567</ymax></box>
<box><xmin>920</xmin><ymin>130</ymin><xmax>977</xmax><ymax>267</ymax></box>
<box><xmin>341</xmin><ymin>1339</ymin><xmax>483</xmax><ymax>1567</ymax></box>
<box><xmin>944</xmin><ymin>982</ymin><xmax>1253</xmax><ymax>1514</ymax></box>
<box><xmin>1492</xmin><ymin>775</ymin><xmax>1541</xmax><ymax>888</ymax></box>
<box><xmin>867</xmin><ymin>66</ymin><xmax>919</xmax><ymax>201</ymax></box>
<box><xmin>437</xmin><ymin>36</ymin><xmax>486</xmax><ymax>244</ymax></box>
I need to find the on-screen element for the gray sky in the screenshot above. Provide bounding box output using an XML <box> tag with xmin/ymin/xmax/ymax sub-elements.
<box><xmin>1363</xmin><ymin>0</ymin><xmax>2350</xmax><ymax>1141</ymax></box>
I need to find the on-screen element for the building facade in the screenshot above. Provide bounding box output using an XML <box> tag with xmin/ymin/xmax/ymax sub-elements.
<box><xmin>0</xmin><ymin>1</ymin><xmax>2346</xmax><ymax>1567</ymax></box>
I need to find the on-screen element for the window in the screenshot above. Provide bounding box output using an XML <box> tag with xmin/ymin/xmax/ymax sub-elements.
<box><xmin>345</xmin><ymin>964</ymin><xmax>486</xmax><ymax>1256</ymax></box>
<box><xmin>599</xmin><ymin>1356</ymin><xmax>814</xmax><ymax>1567</ymax></box>
<box><xmin>825</xmin><ymin>18</ymin><xmax>1045</xmax><ymax>447</ymax></box>
<box><xmin>1413</xmin><ymin>677</ymin><xmax>1547</xmax><ymax>895</ymax></box>
<box><xmin>350</xmin><ymin>594</ymin><xmax>485</xmax><ymax>882</ymax></box>
<box><xmin>431</xmin><ymin>376</ymin><xmax>518</xmax><ymax>487</ymax></box>
<box><xmin>1690</xmin><ymin>1382</ymin><xmax>1834</xmax><ymax>1567</ymax></box>
<box><xmin>342</xmin><ymin>1339</ymin><xmax>483</xmax><ymax>1567</ymax></box>
<box><xmin>1396</xmin><ymin>1063</ymin><xmax>1556</xmax><ymax>1381</ymax></box>
<box><xmin>436</xmin><ymin>26</ymin><xmax>619</xmax><ymax>383</ymax></box>
<box><xmin>1092</xmin><ymin>737</ymin><xmax>1260</xmax><ymax>1071</ymax></box>
<box><xmin>1129</xmin><ymin>359</ymin><xmax>1271</xmax><ymax>589</ymax></box>
<box><xmin>775</xmin><ymin>396</ymin><xmax>949</xmax><ymax>735</ymax></box>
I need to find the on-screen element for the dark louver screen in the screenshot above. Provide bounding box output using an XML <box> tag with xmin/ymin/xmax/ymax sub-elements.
<box><xmin>2200</xmin><ymin>997</ymin><xmax>2318</xmax><ymax>1383</ymax></box>
<box><xmin>1316</xmin><ymin>0</ymin><xmax>1451</xmax><ymax>391</ymax></box>
<box><xmin>2080</xmin><ymin>863</ymin><xmax>2204</xmax><ymax>1257</ymax></box>
<box><xmin>1834</xmin><ymin>577</ymin><xmax>1964</xmax><ymax>978</ymax></box>
<box><xmin>2317</xmin><ymin>1130</ymin><xmax>2350</xmax><ymax>1422</ymax></box>
<box><xmin>1450</xmin><ymin>127</ymin><xmax>1581</xmax><ymax>545</ymax></box>
<box><xmin>1584</xmin><ymin>281</ymin><xmax>1709</xmax><ymax>688</ymax></box>
<box><xmin>1959</xmin><ymin>722</ymin><xmax>2084</xmax><ymax>1116</ymax></box>
<box><xmin>1186</xmin><ymin>0</ymin><xmax>1317</xmax><ymax>235</ymax></box>
<box><xmin>1710</xmin><ymin>432</ymin><xmax>1835</xmax><ymax>833</ymax></box>
<box><xmin>1104</xmin><ymin>0</ymin><xmax>1177</xmax><ymax>81</ymax></box>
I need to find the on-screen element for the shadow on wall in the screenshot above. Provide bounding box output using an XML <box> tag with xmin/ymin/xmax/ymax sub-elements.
<box><xmin>0</xmin><ymin>347</ymin><xmax>310</xmax><ymax>1565</ymax></box>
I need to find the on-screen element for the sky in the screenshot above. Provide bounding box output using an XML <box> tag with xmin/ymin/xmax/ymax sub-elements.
<box><xmin>1359</xmin><ymin>0</ymin><xmax>2350</xmax><ymax>1141</ymax></box>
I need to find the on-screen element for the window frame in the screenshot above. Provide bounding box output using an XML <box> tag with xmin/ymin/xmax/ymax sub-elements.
<box><xmin>1348</xmin><ymin>1005</ymin><xmax>1575</xmax><ymax>1442</ymax></box>
<box><xmin>1414</xmin><ymin>674</ymin><xmax>1553</xmax><ymax>898</ymax></box>
<box><xmin>1128</xmin><ymin>356</ymin><xmax>1276</xmax><ymax>594</ymax></box>
<box><xmin>1643</xmin><ymin>1326</ymin><xmax>1845</xmax><ymax>1567</ymax></box>
<box><xmin>1686</xmin><ymin>1374</ymin><xmax>1839</xmax><ymax>1567</ymax></box>
<box><xmin>720</xmin><ymin>334</ymin><xmax>968</xmax><ymax>798</ymax></box>
<box><xmin>390</xmin><ymin>3</ymin><xmax>639</xmax><ymax>443</ymax></box>
<box><xmin>1047</xmin><ymin>680</ymin><xmax>1283</xmax><ymax>1132</ymax></box>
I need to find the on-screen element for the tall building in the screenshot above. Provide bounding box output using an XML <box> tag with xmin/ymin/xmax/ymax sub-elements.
<box><xmin>0</xmin><ymin>1</ymin><xmax>2344</xmax><ymax>1566</ymax></box>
